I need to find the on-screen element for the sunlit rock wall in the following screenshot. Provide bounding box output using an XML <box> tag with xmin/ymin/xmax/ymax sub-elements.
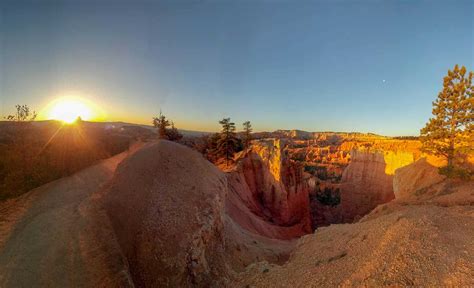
<box><xmin>337</xmin><ymin>148</ymin><xmax>415</xmax><ymax>222</ymax></box>
<box><xmin>227</xmin><ymin>139</ymin><xmax>312</xmax><ymax>238</ymax></box>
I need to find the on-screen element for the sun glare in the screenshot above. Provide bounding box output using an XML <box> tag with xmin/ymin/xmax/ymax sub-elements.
<box><xmin>42</xmin><ymin>96</ymin><xmax>103</xmax><ymax>124</ymax></box>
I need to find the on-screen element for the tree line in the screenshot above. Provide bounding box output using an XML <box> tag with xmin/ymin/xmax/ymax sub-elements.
<box><xmin>152</xmin><ymin>111</ymin><xmax>253</xmax><ymax>166</ymax></box>
<box><xmin>182</xmin><ymin>118</ymin><xmax>252</xmax><ymax>166</ymax></box>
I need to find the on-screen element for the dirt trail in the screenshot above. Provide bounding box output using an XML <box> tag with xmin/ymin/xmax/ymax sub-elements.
<box><xmin>0</xmin><ymin>143</ymin><xmax>144</xmax><ymax>287</ymax></box>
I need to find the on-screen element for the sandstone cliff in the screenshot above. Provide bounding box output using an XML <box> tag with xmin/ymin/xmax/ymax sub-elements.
<box><xmin>305</xmin><ymin>146</ymin><xmax>419</xmax><ymax>226</ymax></box>
<box><xmin>337</xmin><ymin>148</ymin><xmax>415</xmax><ymax>221</ymax></box>
<box><xmin>290</xmin><ymin>139</ymin><xmax>425</xmax><ymax>225</ymax></box>
<box><xmin>226</xmin><ymin>139</ymin><xmax>312</xmax><ymax>239</ymax></box>
<box><xmin>393</xmin><ymin>158</ymin><xmax>447</xmax><ymax>200</ymax></box>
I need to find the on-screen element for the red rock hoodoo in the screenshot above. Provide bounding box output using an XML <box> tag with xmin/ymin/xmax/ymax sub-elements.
<box><xmin>226</xmin><ymin>139</ymin><xmax>312</xmax><ymax>239</ymax></box>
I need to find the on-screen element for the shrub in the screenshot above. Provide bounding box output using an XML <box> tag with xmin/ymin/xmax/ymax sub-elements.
<box><xmin>439</xmin><ymin>166</ymin><xmax>472</xmax><ymax>180</ymax></box>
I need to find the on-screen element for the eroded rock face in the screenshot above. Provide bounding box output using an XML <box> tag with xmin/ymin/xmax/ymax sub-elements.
<box><xmin>226</xmin><ymin>139</ymin><xmax>312</xmax><ymax>239</ymax></box>
<box><xmin>267</xmin><ymin>137</ymin><xmax>424</xmax><ymax>227</ymax></box>
<box><xmin>306</xmin><ymin>148</ymin><xmax>417</xmax><ymax>226</ymax></box>
<box><xmin>393</xmin><ymin>158</ymin><xmax>446</xmax><ymax>200</ymax></box>
<box><xmin>103</xmin><ymin>141</ymin><xmax>230</xmax><ymax>287</ymax></box>
<box><xmin>337</xmin><ymin>149</ymin><xmax>415</xmax><ymax>222</ymax></box>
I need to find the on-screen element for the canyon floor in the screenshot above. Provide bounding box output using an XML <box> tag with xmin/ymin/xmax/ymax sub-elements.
<box><xmin>0</xmin><ymin>139</ymin><xmax>472</xmax><ymax>287</ymax></box>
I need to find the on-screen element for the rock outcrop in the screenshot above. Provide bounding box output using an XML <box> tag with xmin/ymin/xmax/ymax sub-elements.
<box><xmin>393</xmin><ymin>158</ymin><xmax>447</xmax><ymax>200</ymax></box>
<box><xmin>103</xmin><ymin>141</ymin><xmax>230</xmax><ymax>287</ymax></box>
<box><xmin>337</xmin><ymin>149</ymin><xmax>415</xmax><ymax>221</ymax></box>
<box><xmin>226</xmin><ymin>139</ymin><xmax>312</xmax><ymax>239</ymax></box>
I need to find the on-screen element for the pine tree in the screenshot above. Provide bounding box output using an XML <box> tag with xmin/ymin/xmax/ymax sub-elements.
<box><xmin>420</xmin><ymin>64</ymin><xmax>473</xmax><ymax>168</ymax></box>
<box><xmin>152</xmin><ymin>111</ymin><xmax>170</xmax><ymax>139</ymax></box>
<box><xmin>243</xmin><ymin>121</ymin><xmax>253</xmax><ymax>149</ymax></box>
<box><xmin>217</xmin><ymin>118</ymin><xmax>240</xmax><ymax>166</ymax></box>
<box><xmin>167</xmin><ymin>121</ymin><xmax>183</xmax><ymax>141</ymax></box>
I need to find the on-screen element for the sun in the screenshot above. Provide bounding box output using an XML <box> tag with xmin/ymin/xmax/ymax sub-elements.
<box><xmin>41</xmin><ymin>96</ymin><xmax>104</xmax><ymax>124</ymax></box>
<box><xmin>47</xmin><ymin>98</ymin><xmax>92</xmax><ymax>123</ymax></box>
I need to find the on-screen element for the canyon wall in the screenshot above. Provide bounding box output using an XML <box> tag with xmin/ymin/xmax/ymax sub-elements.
<box><xmin>393</xmin><ymin>158</ymin><xmax>446</xmax><ymax>200</ymax></box>
<box><xmin>226</xmin><ymin>139</ymin><xmax>312</xmax><ymax>239</ymax></box>
<box><xmin>289</xmin><ymin>139</ymin><xmax>423</xmax><ymax>226</ymax></box>
<box><xmin>337</xmin><ymin>149</ymin><xmax>415</xmax><ymax>222</ymax></box>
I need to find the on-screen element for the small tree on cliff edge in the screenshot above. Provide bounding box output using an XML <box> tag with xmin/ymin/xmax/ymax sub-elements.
<box><xmin>153</xmin><ymin>111</ymin><xmax>170</xmax><ymax>139</ymax></box>
<box><xmin>152</xmin><ymin>112</ymin><xmax>183</xmax><ymax>141</ymax></box>
<box><xmin>217</xmin><ymin>118</ymin><xmax>240</xmax><ymax>166</ymax></box>
<box><xmin>243</xmin><ymin>121</ymin><xmax>253</xmax><ymax>149</ymax></box>
<box><xmin>420</xmin><ymin>64</ymin><xmax>473</xmax><ymax>172</ymax></box>
<box><xmin>167</xmin><ymin>121</ymin><xmax>183</xmax><ymax>141</ymax></box>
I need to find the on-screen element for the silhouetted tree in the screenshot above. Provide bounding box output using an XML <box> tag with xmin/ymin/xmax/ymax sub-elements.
<box><xmin>243</xmin><ymin>121</ymin><xmax>252</xmax><ymax>149</ymax></box>
<box><xmin>203</xmin><ymin>133</ymin><xmax>221</xmax><ymax>162</ymax></box>
<box><xmin>167</xmin><ymin>121</ymin><xmax>183</xmax><ymax>141</ymax></box>
<box><xmin>152</xmin><ymin>112</ymin><xmax>184</xmax><ymax>142</ymax></box>
<box><xmin>5</xmin><ymin>105</ymin><xmax>37</xmax><ymax>122</ymax></box>
<box><xmin>217</xmin><ymin>118</ymin><xmax>240</xmax><ymax>166</ymax></box>
<box><xmin>153</xmin><ymin>111</ymin><xmax>170</xmax><ymax>139</ymax></box>
<box><xmin>420</xmin><ymin>64</ymin><xmax>473</xmax><ymax>170</ymax></box>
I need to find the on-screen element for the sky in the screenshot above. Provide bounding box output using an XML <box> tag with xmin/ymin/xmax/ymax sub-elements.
<box><xmin>0</xmin><ymin>0</ymin><xmax>473</xmax><ymax>135</ymax></box>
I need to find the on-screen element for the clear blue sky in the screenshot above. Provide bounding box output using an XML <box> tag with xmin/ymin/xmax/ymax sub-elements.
<box><xmin>1</xmin><ymin>0</ymin><xmax>473</xmax><ymax>135</ymax></box>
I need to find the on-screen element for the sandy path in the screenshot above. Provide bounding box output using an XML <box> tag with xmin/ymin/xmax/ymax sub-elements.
<box><xmin>0</xmin><ymin>143</ymin><xmax>143</xmax><ymax>288</ymax></box>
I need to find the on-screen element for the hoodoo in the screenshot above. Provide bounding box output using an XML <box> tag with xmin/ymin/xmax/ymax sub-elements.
<box><xmin>226</xmin><ymin>139</ymin><xmax>312</xmax><ymax>239</ymax></box>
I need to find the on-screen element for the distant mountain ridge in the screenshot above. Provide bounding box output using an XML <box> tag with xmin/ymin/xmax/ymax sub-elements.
<box><xmin>4</xmin><ymin>120</ymin><xmax>406</xmax><ymax>139</ymax></box>
<box><xmin>27</xmin><ymin>120</ymin><xmax>212</xmax><ymax>137</ymax></box>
